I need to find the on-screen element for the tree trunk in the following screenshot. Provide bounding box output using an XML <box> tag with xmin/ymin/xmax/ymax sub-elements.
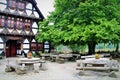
<box><xmin>88</xmin><ymin>42</ymin><xmax>96</xmax><ymax>55</ymax></box>
<box><xmin>115</xmin><ymin>43</ymin><xmax>119</xmax><ymax>53</ymax></box>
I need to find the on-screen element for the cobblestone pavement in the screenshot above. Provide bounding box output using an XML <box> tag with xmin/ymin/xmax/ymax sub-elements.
<box><xmin>0</xmin><ymin>57</ymin><xmax>120</xmax><ymax>80</ymax></box>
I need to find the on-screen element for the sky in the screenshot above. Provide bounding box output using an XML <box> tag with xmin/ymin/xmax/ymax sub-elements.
<box><xmin>36</xmin><ymin>0</ymin><xmax>55</xmax><ymax>18</ymax></box>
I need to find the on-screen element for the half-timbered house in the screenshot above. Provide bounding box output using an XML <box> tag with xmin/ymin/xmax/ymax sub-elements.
<box><xmin>0</xmin><ymin>0</ymin><xmax>49</xmax><ymax>57</ymax></box>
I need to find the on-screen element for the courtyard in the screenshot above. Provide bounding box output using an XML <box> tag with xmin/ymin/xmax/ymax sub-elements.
<box><xmin>0</xmin><ymin>57</ymin><xmax>120</xmax><ymax>80</ymax></box>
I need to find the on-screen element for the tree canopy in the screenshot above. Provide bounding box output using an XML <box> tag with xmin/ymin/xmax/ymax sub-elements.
<box><xmin>36</xmin><ymin>0</ymin><xmax>120</xmax><ymax>54</ymax></box>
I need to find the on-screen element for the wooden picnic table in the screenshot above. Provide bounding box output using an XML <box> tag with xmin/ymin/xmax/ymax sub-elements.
<box><xmin>16</xmin><ymin>58</ymin><xmax>46</xmax><ymax>70</ymax></box>
<box><xmin>17</xmin><ymin>58</ymin><xmax>41</xmax><ymax>63</ymax></box>
<box><xmin>76</xmin><ymin>58</ymin><xmax>119</xmax><ymax>71</ymax></box>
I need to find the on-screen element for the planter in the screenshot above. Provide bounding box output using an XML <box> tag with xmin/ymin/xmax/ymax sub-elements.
<box><xmin>27</xmin><ymin>52</ymin><xmax>32</xmax><ymax>59</ymax></box>
<box><xmin>95</xmin><ymin>53</ymin><xmax>100</xmax><ymax>59</ymax></box>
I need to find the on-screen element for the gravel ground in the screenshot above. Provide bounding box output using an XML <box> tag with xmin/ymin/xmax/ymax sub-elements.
<box><xmin>0</xmin><ymin>57</ymin><xmax>120</xmax><ymax>80</ymax></box>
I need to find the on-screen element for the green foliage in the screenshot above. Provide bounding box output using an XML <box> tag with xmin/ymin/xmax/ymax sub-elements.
<box><xmin>68</xmin><ymin>44</ymin><xmax>87</xmax><ymax>53</ymax></box>
<box><xmin>36</xmin><ymin>0</ymin><xmax>120</xmax><ymax>54</ymax></box>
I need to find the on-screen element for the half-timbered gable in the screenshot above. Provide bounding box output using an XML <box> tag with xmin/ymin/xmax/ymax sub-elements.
<box><xmin>0</xmin><ymin>0</ymin><xmax>46</xmax><ymax>57</ymax></box>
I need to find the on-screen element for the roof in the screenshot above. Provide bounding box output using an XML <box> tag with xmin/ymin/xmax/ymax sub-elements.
<box><xmin>27</xmin><ymin>0</ymin><xmax>44</xmax><ymax>20</ymax></box>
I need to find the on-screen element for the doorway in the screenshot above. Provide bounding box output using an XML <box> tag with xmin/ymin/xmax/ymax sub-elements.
<box><xmin>6</xmin><ymin>40</ymin><xmax>21</xmax><ymax>57</ymax></box>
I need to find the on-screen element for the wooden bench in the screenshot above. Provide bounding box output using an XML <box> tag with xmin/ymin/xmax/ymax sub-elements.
<box><xmin>76</xmin><ymin>67</ymin><xmax>111</xmax><ymax>71</ymax></box>
<box><xmin>76</xmin><ymin>66</ymin><xmax>119</xmax><ymax>71</ymax></box>
<box><xmin>81</xmin><ymin>54</ymin><xmax>110</xmax><ymax>59</ymax></box>
<box><xmin>76</xmin><ymin>58</ymin><xmax>119</xmax><ymax>71</ymax></box>
<box><xmin>5</xmin><ymin>64</ymin><xmax>27</xmax><ymax>74</ymax></box>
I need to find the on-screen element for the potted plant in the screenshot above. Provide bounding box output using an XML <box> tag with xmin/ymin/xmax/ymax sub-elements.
<box><xmin>95</xmin><ymin>53</ymin><xmax>100</xmax><ymax>59</ymax></box>
<box><xmin>27</xmin><ymin>51</ymin><xmax>32</xmax><ymax>59</ymax></box>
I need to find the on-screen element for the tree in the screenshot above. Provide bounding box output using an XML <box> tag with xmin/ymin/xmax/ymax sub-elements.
<box><xmin>36</xmin><ymin>0</ymin><xmax>120</xmax><ymax>55</ymax></box>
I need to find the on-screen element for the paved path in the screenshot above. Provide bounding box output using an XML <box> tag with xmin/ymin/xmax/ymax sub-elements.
<box><xmin>0</xmin><ymin>57</ymin><xmax>120</xmax><ymax>80</ymax></box>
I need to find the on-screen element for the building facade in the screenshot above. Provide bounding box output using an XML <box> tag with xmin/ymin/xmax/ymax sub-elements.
<box><xmin>0</xmin><ymin>0</ymin><xmax>49</xmax><ymax>57</ymax></box>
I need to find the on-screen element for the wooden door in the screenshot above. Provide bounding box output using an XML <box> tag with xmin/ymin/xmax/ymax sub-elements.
<box><xmin>6</xmin><ymin>40</ymin><xmax>17</xmax><ymax>57</ymax></box>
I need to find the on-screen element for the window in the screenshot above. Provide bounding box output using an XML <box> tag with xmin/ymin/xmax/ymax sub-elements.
<box><xmin>8</xmin><ymin>0</ymin><xmax>16</xmax><ymax>10</ymax></box>
<box><xmin>17</xmin><ymin>2</ymin><xmax>25</xmax><ymax>11</ymax></box>
<box><xmin>31</xmin><ymin>42</ymin><xmax>36</xmax><ymax>50</ymax></box>
<box><xmin>38</xmin><ymin>43</ymin><xmax>43</xmax><ymax>50</ymax></box>
<box><xmin>16</xmin><ymin>18</ymin><xmax>22</xmax><ymax>30</ymax></box>
<box><xmin>0</xmin><ymin>16</ymin><xmax>5</xmax><ymax>28</ymax></box>
<box><xmin>25</xmin><ymin>19</ymin><xmax>30</xmax><ymax>31</ymax></box>
<box><xmin>7</xmin><ymin>17</ymin><xmax>14</xmax><ymax>29</ymax></box>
